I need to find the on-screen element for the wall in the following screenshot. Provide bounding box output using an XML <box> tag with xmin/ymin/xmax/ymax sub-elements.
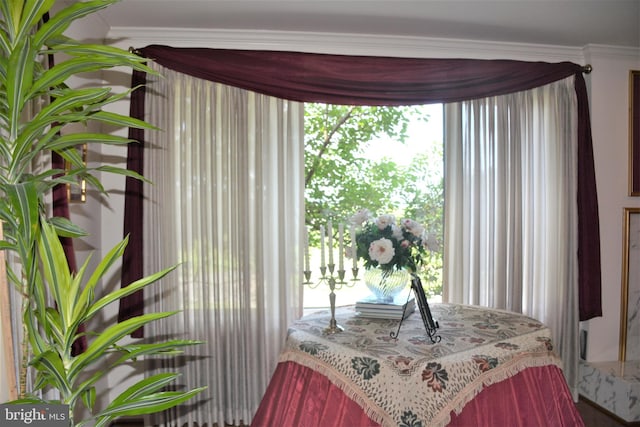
<box><xmin>582</xmin><ymin>45</ymin><xmax>640</xmax><ymax>361</ymax></box>
<box><xmin>60</xmin><ymin>21</ymin><xmax>640</xmax><ymax>403</ymax></box>
<box><xmin>0</xmin><ymin>314</ymin><xmax>8</xmax><ymax>402</ymax></box>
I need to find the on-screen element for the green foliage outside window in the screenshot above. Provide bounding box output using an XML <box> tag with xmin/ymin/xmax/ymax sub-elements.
<box><xmin>303</xmin><ymin>103</ymin><xmax>444</xmax><ymax>297</ymax></box>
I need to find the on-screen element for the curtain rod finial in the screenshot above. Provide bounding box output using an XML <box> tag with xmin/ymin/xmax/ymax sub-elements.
<box><xmin>582</xmin><ymin>64</ymin><xmax>593</xmax><ymax>74</ymax></box>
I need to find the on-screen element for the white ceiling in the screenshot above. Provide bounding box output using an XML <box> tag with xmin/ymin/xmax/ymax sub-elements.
<box><xmin>97</xmin><ymin>0</ymin><xmax>640</xmax><ymax>48</ymax></box>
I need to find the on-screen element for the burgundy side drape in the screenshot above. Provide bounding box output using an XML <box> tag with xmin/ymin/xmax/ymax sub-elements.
<box><xmin>574</xmin><ymin>75</ymin><xmax>603</xmax><ymax>319</ymax></box>
<box><xmin>117</xmin><ymin>69</ymin><xmax>147</xmax><ymax>338</ymax></box>
<box><xmin>119</xmin><ymin>46</ymin><xmax>602</xmax><ymax>330</ymax></box>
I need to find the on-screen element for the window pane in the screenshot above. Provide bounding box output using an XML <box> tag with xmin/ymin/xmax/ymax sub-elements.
<box><xmin>303</xmin><ymin>103</ymin><xmax>443</xmax><ymax>311</ymax></box>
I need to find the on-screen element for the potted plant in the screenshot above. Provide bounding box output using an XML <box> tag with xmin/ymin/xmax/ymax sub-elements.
<box><xmin>0</xmin><ymin>0</ymin><xmax>203</xmax><ymax>425</ymax></box>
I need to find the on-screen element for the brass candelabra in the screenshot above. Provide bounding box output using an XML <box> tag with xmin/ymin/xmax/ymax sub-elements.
<box><xmin>303</xmin><ymin>263</ymin><xmax>358</xmax><ymax>334</ymax></box>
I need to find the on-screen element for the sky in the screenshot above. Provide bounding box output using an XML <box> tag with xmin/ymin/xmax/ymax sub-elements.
<box><xmin>365</xmin><ymin>103</ymin><xmax>443</xmax><ymax>167</ymax></box>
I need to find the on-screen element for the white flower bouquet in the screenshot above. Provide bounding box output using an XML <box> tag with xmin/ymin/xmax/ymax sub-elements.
<box><xmin>350</xmin><ymin>209</ymin><xmax>429</xmax><ymax>273</ymax></box>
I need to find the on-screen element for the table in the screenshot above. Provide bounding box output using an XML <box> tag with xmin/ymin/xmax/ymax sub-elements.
<box><xmin>253</xmin><ymin>303</ymin><xmax>584</xmax><ymax>427</ymax></box>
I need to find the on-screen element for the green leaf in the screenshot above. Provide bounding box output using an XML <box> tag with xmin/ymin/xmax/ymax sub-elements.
<box><xmin>82</xmin><ymin>173</ymin><xmax>106</xmax><ymax>194</ymax></box>
<box><xmin>48</xmin><ymin>216</ymin><xmax>88</xmax><ymax>238</ymax></box>
<box><xmin>84</xmin><ymin>264</ymin><xmax>177</xmax><ymax>321</ymax></box>
<box><xmin>67</xmin><ymin>368</ymin><xmax>107</xmax><ymax>411</ymax></box>
<box><xmin>81</xmin><ymin>387</ymin><xmax>96</xmax><ymax>412</ymax></box>
<box><xmin>32</xmin><ymin>0</ymin><xmax>119</xmax><ymax>48</ymax></box>
<box><xmin>28</xmin><ymin>56</ymin><xmax>142</xmax><ymax>99</ymax></box>
<box><xmin>0</xmin><ymin>26</ymin><xmax>12</xmax><ymax>58</ymax></box>
<box><xmin>44</xmin><ymin>132</ymin><xmax>134</xmax><ymax>151</ymax></box>
<box><xmin>68</xmin><ymin>261</ymin><xmax>93</xmax><ymax>336</ymax></box>
<box><xmin>68</xmin><ymin>312</ymin><xmax>179</xmax><ymax>381</ymax></box>
<box><xmin>94</xmin><ymin>387</ymin><xmax>207</xmax><ymax>424</ymax></box>
<box><xmin>30</xmin><ymin>370</ymin><xmax>53</xmax><ymax>393</ymax></box>
<box><xmin>49</xmin><ymin>43</ymin><xmax>153</xmax><ymax>74</ymax></box>
<box><xmin>72</xmin><ymin>237</ymin><xmax>129</xmax><ymax>322</ymax></box>
<box><xmin>109</xmin><ymin>373</ymin><xmax>181</xmax><ymax>406</ymax></box>
<box><xmin>14</xmin><ymin>87</ymin><xmax>111</xmax><ymax>155</ymax></box>
<box><xmin>96</xmin><ymin>165</ymin><xmax>150</xmax><ymax>183</ymax></box>
<box><xmin>111</xmin><ymin>340</ymin><xmax>203</xmax><ymax>366</ymax></box>
<box><xmin>25</xmin><ymin>303</ymin><xmax>48</xmax><ymax>356</ymax></box>
<box><xmin>0</xmin><ymin>240</ymin><xmax>15</xmax><ymax>251</ymax></box>
<box><xmin>4</xmin><ymin>181</ymin><xmax>40</xmax><ymax>244</ymax></box>
<box><xmin>0</xmin><ymin>0</ymin><xmax>22</xmax><ymax>38</ymax></box>
<box><xmin>29</xmin><ymin>350</ymin><xmax>72</xmax><ymax>396</ymax></box>
<box><xmin>14</xmin><ymin>0</ymin><xmax>55</xmax><ymax>45</ymax></box>
<box><xmin>4</xmin><ymin>265</ymin><xmax>22</xmax><ymax>290</ymax></box>
<box><xmin>37</xmin><ymin>221</ymin><xmax>73</xmax><ymax>328</ymax></box>
<box><xmin>30</xmin><ymin>267</ymin><xmax>50</xmax><ymax>327</ymax></box>
<box><xmin>51</xmin><ymin>147</ymin><xmax>84</xmax><ymax>170</ymax></box>
<box><xmin>17</xmin><ymin>124</ymin><xmax>63</xmax><ymax>168</ymax></box>
<box><xmin>89</xmin><ymin>110</ymin><xmax>158</xmax><ymax>130</ymax></box>
<box><xmin>63</xmin><ymin>273</ymin><xmax>92</xmax><ymax>351</ymax></box>
<box><xmin>5</xmin><ymin>36</ymin><xmax>33</xmax><ymax>140</ymax></box>
<box><xmin>44</xmin><ymin>307</ymin><xmax>64</xmax><ymax>346</ymax></box>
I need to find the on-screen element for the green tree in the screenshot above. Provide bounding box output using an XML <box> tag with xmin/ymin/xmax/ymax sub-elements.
<box><xmin>304</xmin><ymin>103</ymin><xmax>444</xmax><ymax>295</ymax></box>
<box><xmin>402</xmin><ymin>151</ymin><xmax>444</xmax><ymax>296</ymax></box>
<box><xmin>305</xmin><ymin>103</ymin><xmax>422</xmax><ymax>230</ymax></box>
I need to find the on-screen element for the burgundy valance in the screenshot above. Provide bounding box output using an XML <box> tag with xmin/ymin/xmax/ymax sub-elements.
<box><xmin>138</xmin><ymin>44</ymin><xmax>589</xmax><ymax>106</ymax></box>
<box><xmin>119</xmin><ymin>45</ymin><xmax>601</xmax><ymax>332</ymax></box>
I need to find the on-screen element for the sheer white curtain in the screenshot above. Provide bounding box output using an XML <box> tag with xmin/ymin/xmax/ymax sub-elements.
<box><xmin>444</xmin><ymin>77</ymin><xmax>580</xmax><ymax>397</ymax></box>
<box><xmin>141</xmin><ymin>62</ymin><xmax>304</xmax><ymax>426</ymax></box>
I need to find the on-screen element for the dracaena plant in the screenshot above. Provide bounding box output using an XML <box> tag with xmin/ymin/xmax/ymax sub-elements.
<box><xmin>29</xmin><ymin>220</ymin><xmax>205</xmax><ymax>426</ymax></box>
<box><xmin>0</xmin><ymin>0</ymin><xmax>204</xmax><ymax>424</ymax></box>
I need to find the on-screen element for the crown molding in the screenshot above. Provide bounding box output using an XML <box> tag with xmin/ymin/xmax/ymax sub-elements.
<box><xmin>108</xmin><ymin>27</ymin><xmax>590</xmax><ymax>63</ymax></box>
<box><xmin>582</xmin><ymin>44</ymin><xmax>640</xmax><ymax>62</ymax></box>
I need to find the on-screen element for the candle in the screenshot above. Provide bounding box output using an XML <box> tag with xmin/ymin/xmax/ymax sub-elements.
<box><xmin>304</xmin><ymin>226</ymin><xmax>310</xmax><ymax>271</ymax></box>
<box><xmin>327</xmin><ymin>220</ymin><xmax>334</xmax><ymax>266</ymax></box>
<box><xmin>320</xmin><ymin>225</ymin><xmax>326</xmax><ymax>268</ymax></box>
<box><xmin>338</xmin><ymin>223</ymin><xmax>344</xmax><ymax>271</ymax></box>
<box><xmin>350</xmin><ymin>224</ymin><xmax>357</xmax><ymax>269</ymax></box>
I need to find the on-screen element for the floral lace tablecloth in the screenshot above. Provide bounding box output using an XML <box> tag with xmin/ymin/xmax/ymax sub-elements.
<box><xmin>280</xmin><ymin>303</ymin><xmax>563</xmax><ymax>427</ymax></box>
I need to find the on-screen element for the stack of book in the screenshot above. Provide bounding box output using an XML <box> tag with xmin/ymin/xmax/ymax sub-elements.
<box><xmin>355</xmin><ymin>291</ymin><xmax>416</xmax><ymax>320</ymax></box>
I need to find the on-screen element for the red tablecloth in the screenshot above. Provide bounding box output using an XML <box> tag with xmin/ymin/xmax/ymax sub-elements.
<box><xmin>253</xmin><ymin>304</ymin><xmax>584</xmax><ymax>427</ymax></box>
